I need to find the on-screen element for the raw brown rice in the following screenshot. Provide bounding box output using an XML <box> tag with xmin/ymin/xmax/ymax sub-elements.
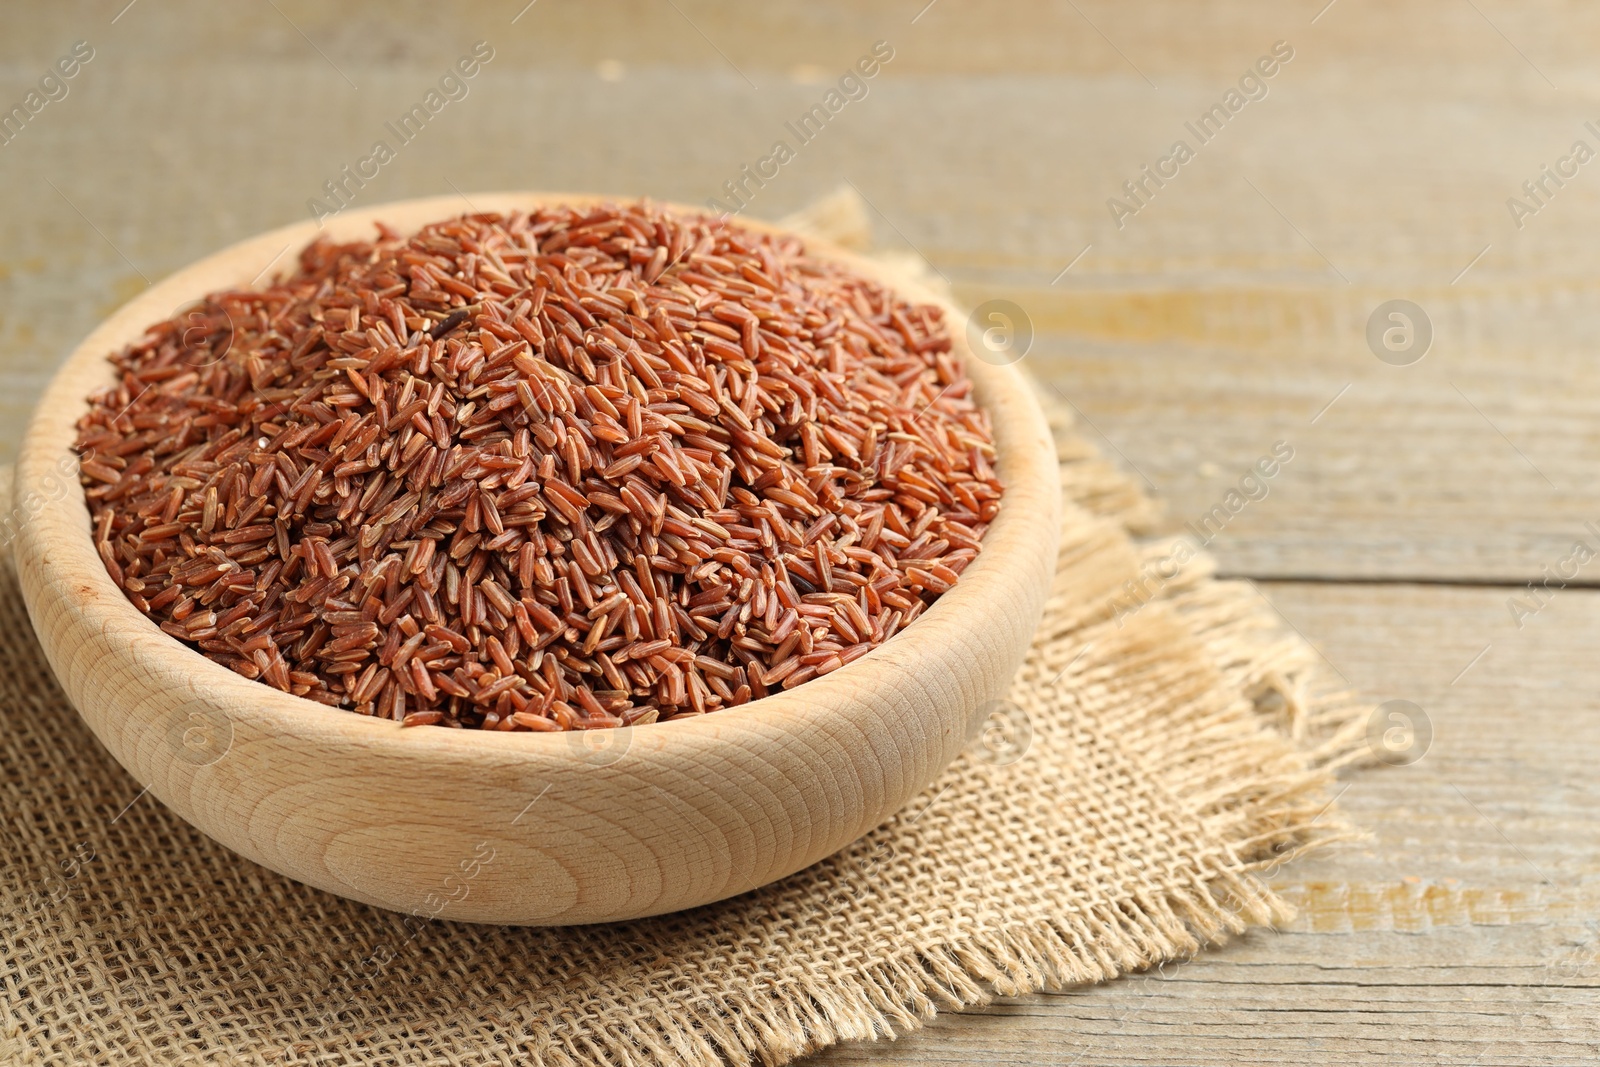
<box><xmin>75</xmin><ymin>202</ymin><xmax>1001</xmax><ymax>730</ymax></box>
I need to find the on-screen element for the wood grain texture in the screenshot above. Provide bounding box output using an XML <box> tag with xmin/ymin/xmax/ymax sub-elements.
<box><xmin>804</xmin><ymin>582</ymin><xmax>1600</xmax><ymax>1066</ymax></box>
<box><xmin>1017</xmin><ymin>281</ymin><xmax>1600</xmax><ymax>584</ymax></box>
<box><xmin>10</xmin><ymin>193</ymin><xmax>1062</xmax><ymax>925</ymax></box>
<box><xmin>1</xmin><ymin>0</ymin><xmax>1594</xmax><ymax>1061</ymax></box>
<box><xmin>2</xmin><ymin>0</ymin><xmax>1596</xmax><ymax>579</ymax></box>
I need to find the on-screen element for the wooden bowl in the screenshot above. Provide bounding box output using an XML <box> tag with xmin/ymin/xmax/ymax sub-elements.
<box><xmin>14</xmin><ymin>194</ymin><xmax>1060</xmax><ymax>925</ymax></box>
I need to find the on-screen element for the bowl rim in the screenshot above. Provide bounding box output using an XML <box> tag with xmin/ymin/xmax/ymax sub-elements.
<box><xmin>16</xmin><ymin>191</ymin><xmax>1060</xmax><ymax>761</ymax></box>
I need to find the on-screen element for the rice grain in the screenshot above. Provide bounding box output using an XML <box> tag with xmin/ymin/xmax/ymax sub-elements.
<box><xmin>76</xmin><ymin>202</ymin><xmax>1002</xmax><ymax>730</ymax></box>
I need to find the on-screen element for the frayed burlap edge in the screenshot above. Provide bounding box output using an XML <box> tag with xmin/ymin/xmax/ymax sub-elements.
<box><xmin>430</xmin><ymin>381</ymin><xmax>1375</xmax><ymax>1067</ymax></box>
<box><xmin>0</xmin><ymin>193</ymin><xmax>1373</xmax><ymax>1067</ymax></box>
<box><xmin>556</xmin><ymin>191</ymin><xmax>1382</xmax><ymax>1066</ymax></box>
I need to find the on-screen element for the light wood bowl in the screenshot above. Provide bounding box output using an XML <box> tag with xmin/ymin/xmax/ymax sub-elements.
<box><xmin>14</xmin><ymin>194</ymin><xmax>1060</xmax><ymax>925</ymax></box>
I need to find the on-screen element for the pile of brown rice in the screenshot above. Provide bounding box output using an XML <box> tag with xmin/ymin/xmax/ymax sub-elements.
<box><xmin>76</xmin><ymin>202</ymin><xmax>1001</xmax><ymax>730</ymax></box>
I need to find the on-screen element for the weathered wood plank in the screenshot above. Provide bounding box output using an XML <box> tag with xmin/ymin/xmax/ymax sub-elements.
<box><xmin>2</xmin><ymin>5</ymin><xmax>1596</xmax><ymax>1064</ymax></box>
<box><xmin>802</xmin><ymin>580</ymin><xmax>1600</xmax><ymax>1065</ymax></box>
<box><xmin>1018</xmin><ymin>282</ymin><xmax>1600</xmax><ymax>583</ymax></box>
<box><xmin>5</xmin><ymin>2</ymin><xmax>1600</xmax><ymax>579</ymax></box>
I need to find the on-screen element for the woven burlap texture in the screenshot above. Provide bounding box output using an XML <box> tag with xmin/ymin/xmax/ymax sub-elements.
<box><xmin>0</xmin><ymin>200</ymin><xmax>1370</xmax><ymax>1067</ymax></box>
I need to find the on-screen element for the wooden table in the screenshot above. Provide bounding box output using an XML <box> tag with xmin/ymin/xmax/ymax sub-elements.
<box><xmin>1</xmin><ymin>2</ymin><xmax>1593</xmax><ymax>1062</ymax></box>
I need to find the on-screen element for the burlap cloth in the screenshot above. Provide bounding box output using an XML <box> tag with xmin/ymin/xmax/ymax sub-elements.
<box><xmin>0</xmin><ymin>195</ymin><xmax>1370</xmax><ymax>1066</ymax></box>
